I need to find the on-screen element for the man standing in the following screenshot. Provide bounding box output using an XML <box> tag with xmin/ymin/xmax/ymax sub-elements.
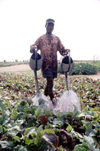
<box><xmin>30</xmin><ymin>19</ymin><xmax>70</xmax><ymax>104</ymax></box>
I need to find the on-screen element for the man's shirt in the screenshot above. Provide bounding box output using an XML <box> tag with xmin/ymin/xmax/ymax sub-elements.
<box><xmin>33</xmin><ymin>34</ymin><xmax>66</xmax><ymax>73</ymax></box>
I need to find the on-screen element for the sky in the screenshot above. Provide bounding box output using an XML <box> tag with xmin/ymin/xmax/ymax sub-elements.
<box><xmin>0</xmin><ymin>0</ymin><xmax>100</xmax><ymax>61</ymax></box>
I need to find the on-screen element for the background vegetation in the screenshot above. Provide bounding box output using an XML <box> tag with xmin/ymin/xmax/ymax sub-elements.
<box><xmin>1</xmin><ymin>60</ymin><xmax>100</xmax><ymax>75</ymax></box>
<box><xmin>58</xmin><ymin>60</ymin><xmax>100</xmax><ymax>75</ymax></box>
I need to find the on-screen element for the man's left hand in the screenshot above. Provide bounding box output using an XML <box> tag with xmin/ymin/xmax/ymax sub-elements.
<box><xmin>63</xmin><ymin>49</ymin><xmax>70</xmax><ymax>55</ymax></box>
<box><xmin>66</xmin><ymin>49</ymin><xmax>70</xmax><ymax>53</ymax></box>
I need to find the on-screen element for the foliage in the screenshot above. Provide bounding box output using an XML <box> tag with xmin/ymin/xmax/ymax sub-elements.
<box><xmin>71</xmin><ymin>63</ymin><xmax>98</xmax><ymax>75</ymax></box>
<box><xmin>0</xmin><ymin>72</ymin><xmax>100</xmax><ymax>150</ymax></box>
<box><xmin>58</xmin><ymin>62</ymin><xmax>99</xmax><ymax>75</ymax></box>
<box><xmin>92</xmin><ymin>60</ymin><xmax>100</xmax><ymax>71</ymax></box>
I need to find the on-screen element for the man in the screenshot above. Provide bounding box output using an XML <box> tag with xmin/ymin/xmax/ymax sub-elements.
<box><xmin>30</xmin><ymin>19</ymin><xmax>70</xmax><ymax>104</ymax></box>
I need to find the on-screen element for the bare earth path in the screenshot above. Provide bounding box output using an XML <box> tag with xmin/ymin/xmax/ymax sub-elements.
<box><xmin>0</xmin><ymin>64</ymin><xmax>31</xmax><ymax>73</ymax></box>
<box><xmin>0</xmin><ymin>64</ymin><xmax>100</xmax><ymax>80</ymax></box>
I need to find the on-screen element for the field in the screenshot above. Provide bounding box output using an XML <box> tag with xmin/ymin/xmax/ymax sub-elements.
<box><xmin>0</xmin><ymin>60</ymin><xmax>100</xmax><ymax>68</ymax></box>
<box><xmin>0</xmin><ymin>70</ymin><xmax>100</xmax><ymax>150</ymax></box>
<box><xmin>0</xmin><ymin>61</ymin><xmax>29</xmax><ymax>67</ymax></box>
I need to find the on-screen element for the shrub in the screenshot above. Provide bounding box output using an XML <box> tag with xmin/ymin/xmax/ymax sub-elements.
<box><xmin>58</xmin><ymin>63</ymin><xmax>98</xmax><ymax>75</ymax></box>
<box><xmin>71</xmin><ymin>63</ymin><xmax>97</xmax><ymax>75</ymax></box>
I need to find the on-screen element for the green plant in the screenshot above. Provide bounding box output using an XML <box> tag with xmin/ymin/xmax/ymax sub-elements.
<box><xmin>58</xmin><ymin>63</ymin><xmax>98</xmax><ymax>75</ymax></box>
<box><xmin>0</xmin><ymin>73</ymin><xmax>100</xmax><ymax>150</ymax></box>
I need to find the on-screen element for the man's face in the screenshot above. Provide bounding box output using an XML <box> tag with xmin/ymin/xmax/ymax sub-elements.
<box><xmin>46</xmin><ymin>23</ymin><xmax>54</xmax><ymax>33</ymax></box>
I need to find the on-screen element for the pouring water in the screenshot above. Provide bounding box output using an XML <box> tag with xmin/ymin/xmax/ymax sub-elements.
<box><xmin>54</xmin><ymin>54</ymin><xmax>81</xmax><ymax>112</ymax></box>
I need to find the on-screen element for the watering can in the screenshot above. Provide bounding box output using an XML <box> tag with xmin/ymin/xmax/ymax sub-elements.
<box><xmin>29</xmin><ymin>51</ymin><xmax>42</xmax><ymax>71</ymax></box>
<box><xmin>29</xmin><ymin>50</ymin><xmax>42</xmax><ymax>95</ymax></box>
<box><xmin>61</xmin><ymin>54</ymin><xmax>73</xmax><ymax>73</ymax></box>
<box><xmin>29</xmin><ymin>51</ymin><xmax>53</xmax><ymax>109</ymax></box>
<box><xmin>61</xmin><ymin>54</ymin><xmax>73</xmax><ymax>90</ymax></box>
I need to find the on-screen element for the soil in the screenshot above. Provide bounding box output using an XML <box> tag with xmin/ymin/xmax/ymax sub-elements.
<box><xmin>0</xmin><ymin>64</ymin><xmax>31</xmax><ymax>73</ymax></box>
<box><xmin>0</xmin><ymin>64</ymin><xmax>100</xmax><ymax>80</ymax></box>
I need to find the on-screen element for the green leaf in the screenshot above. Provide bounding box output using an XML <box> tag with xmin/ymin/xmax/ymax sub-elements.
<box><xmin>34</xmin><ymin>107</ymin><xmax>44</xmax><ymax>118</ymax></box>
<box><xmin>66</xmin><ymin>124</ymin><xmax>72</xmax><ymax>133</ymax></box>
<box><xmin>52</xmin><ymin>118</ymin><xmax>63</xmax><ymax>128</ymax></box>
<box><xmin>11</xmin><ymin>109</ymin><xmax>18</xmax><ymax>120</ymax></box>
<box><xmin>40</xmin><ymin>129</ymin><xmax>55</xmax><ymax>136</ymax></box>
<box><xmin>35</xmin><ymin>108</ymin><xmax>41</xmax><ymax>117</ymax></box>
<box><xmin>74</xmin><ymin>142</ymin><xmax>90</xmax><ymax>151</ymax></box>
<box><xmin>0</xmin><ymin>100</ymin><xmax>6</xmax><ymax>110</ymax></box>
<box><xmin>84</xmin><ymin>136</ymin><xmax>96</xmax><ymax>150</ymax></box>
<box><xmin>24</xmin><ymin>137</ymin><xmax>34</xmax><ymax>145</ymax></box>
<box><xmin>0</xmin><ymin>125</ymin><xmax>3</xmax><ymax>133</ymax></box>
<box><xmin>0</xmin><ymin>111</ymin><xmax>9</xmax><ymax>125</ymax></box>
<box><xmin>73</xmin><ymin>105</ymin><xmax>79</xmax><ymax>117</ymax></box>
<box><xmin>24</xmin><ymin>127</ymin><xmax>36</xmax><ymax>137</ymax></box>
<box><xmin>12</xmin><ymin>135</ymin><xmax>21</xmax><ymax>142</ymax></box>
<box><xmin>14</xmin><ymin>145</ymin><xmax>29</xmax><ymax>151</ymax></box>
<box><xmin>7</xmin><ymin>125</ymin><xmax>21</xmax><ymax>136</ymax></box>
<box><xmin>0</xmin><ymin>141</ymin><xmax>14</xmax><ymax>149</ymax></box>
<box><xmin>85</xmin><ymin>125</ymin><xmax>97</xmax><ymax>137</ymax></box>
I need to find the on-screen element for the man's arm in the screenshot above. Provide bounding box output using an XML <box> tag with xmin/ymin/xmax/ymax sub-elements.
<box><xmin>57</xmin><ymin>38</ymin><xmax>70</xmax><ymax>56</ymax></box>
<box><xmin>30</xmin><ymin>37</ymin><xmax>41</xmax><ymax>53</ymax></box>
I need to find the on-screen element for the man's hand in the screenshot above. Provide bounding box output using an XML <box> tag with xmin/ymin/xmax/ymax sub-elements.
<box><xmin>66</xmin><ymin>49</ymin><xmax>70</xmax><ymax>53</ymax></box>
<box><xmin>30</xmin><ymin>45</ymin><xmax>37</xmax><ymax>53</ymax></box>
<box><xmin>63</xmin><ymin>49</ymin><xmax>70</xmax><ymax>55</ymax></box>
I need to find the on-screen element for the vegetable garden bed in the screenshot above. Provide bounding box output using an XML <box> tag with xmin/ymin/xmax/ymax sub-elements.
<box><xmin>0</xmin><ymin>73</ymin><xmax>100</xmax><ymax>150</ymax></box>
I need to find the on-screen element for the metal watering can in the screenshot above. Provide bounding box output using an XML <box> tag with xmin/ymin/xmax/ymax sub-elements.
<box><xmin>29</xmin><ymin>51</ymin><xmax>53</xmax><ymax>109</ymax></box>
<box><xmin>29</xmin><ymin>51</ymin><xmax>42</xmax><ymax>71</ymax></box>
<box><xmin>61</xmin><ymin>54</ymin><xmax>73</xmax><ymax>73</ymax></box>
<box><xmin>29</xmin><ymin>50</ymin><xmax>42</xmax><ymax>95</ymax></box>
<box><xmin>61</xmin><ymin>53</ymin><xmax>73</xmax><ymax>90</ymax></box>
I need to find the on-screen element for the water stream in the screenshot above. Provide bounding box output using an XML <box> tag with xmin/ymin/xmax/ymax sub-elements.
<box><xmin>55</xmin><ymin>90</ymin><xmax>81</xmax><ymax>112</ymax></box>
<box><xmin>32</xmin><ymin>90</ymin><xmax>81</xmax><ymax>112</ymax></box>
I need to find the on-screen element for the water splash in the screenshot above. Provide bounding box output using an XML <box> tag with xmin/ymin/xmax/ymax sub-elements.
<box><xmin>32</xmin><ymin>93</ymin><xmax>53</xmax><ymax>110</ymax></box>
<box><xmin>55</xmin><ymin>90</ymin><xmax>81</xmax><ymax>112</ymax></box>
<box><xmin>32</xmin><ymin>90</ymin><xmax>81</xmax><ymax>112</ymax></box>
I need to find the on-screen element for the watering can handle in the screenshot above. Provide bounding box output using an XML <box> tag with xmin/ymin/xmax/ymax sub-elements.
<box><xmin>34</xmin><ymin>49</ymin><xmax>40</xmax><ymax>94</ymax></box>
<box><xmin>68</xmin><ymin>52</ymin><xmax>71</xmax><ymax>72</ymax></box>
<box><xmin>34</xmin><ymin>49</ymin><xmax>37</xmax><ymax>70</ymax></box>
<box><xmin>65</xmin><ymin>52</ymin><xmax>71</xmax><ymax>91</ymax></box>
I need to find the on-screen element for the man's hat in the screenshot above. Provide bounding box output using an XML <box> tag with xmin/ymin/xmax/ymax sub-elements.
<box><xmin>46</xmin><ymin>19</ymin><xmax>55</xmax><ymax>24</ymax></box>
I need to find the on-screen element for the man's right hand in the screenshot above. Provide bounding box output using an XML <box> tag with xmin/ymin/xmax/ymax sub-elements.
<box><xmin>30</xmin><ymin>45</ymin><xmax>37</xmax><ymax>53</ymax></box>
